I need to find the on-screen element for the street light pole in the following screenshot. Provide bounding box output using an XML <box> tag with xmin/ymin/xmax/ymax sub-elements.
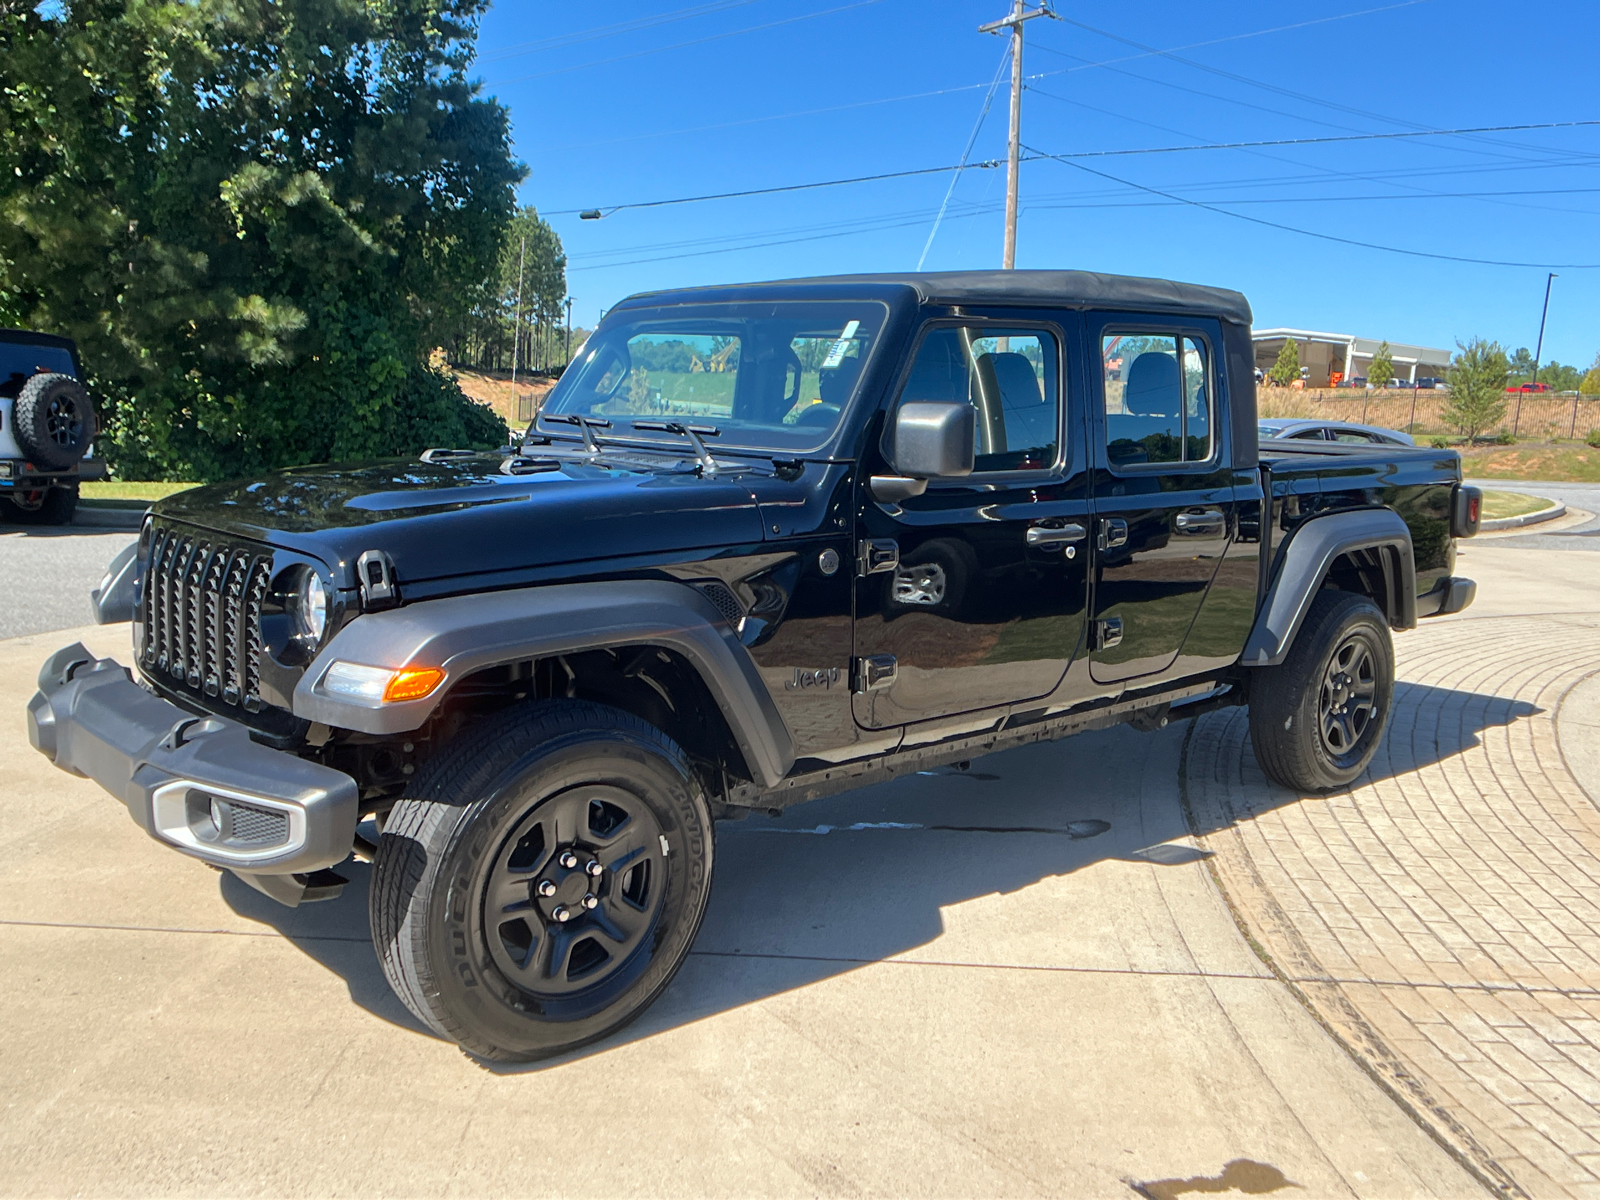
<box><xmin>509</xmin><ymin>236</ymin><xmax>526</xmax><ymax>419</ymax></box>
<box><xmin>1517</xmin><ymin>272</ymin><xmax>1557</xmax><ymax>438</ymax></box>
<box><xmin>979</xmin><ymin>2</ymin><xmax>1054</xmax><ymax>269</ymax></box>
<box><xmin>565</xmin><ymin>298</ymin><xmax>573</xmax><ymax>368</ymax></box>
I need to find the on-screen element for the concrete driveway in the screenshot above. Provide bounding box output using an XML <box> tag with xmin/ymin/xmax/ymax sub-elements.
<box><xmin>0</xmin><ymin>619</ymin><xmax>1473</xmax><ymax>1198</ymax></box>
<box><xmin>3</xmin><ymin>523</ymin><xmax>1593</xmax><ymax>1197</ymax></box>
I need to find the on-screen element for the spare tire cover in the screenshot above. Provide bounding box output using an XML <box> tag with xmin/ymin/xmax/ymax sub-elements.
<box><xmin>14</xmin><ymin>372</ymin><xmax>94</xmax><ymax>470</ymax></box>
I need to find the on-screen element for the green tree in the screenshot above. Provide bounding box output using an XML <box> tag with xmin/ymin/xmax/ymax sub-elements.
<box><xmin>456</xmin><ymin>207</ymin><xmax>568</xmax><ymax>373</ymax></box>
<box><xmin>1267</xmin><ymin>338</ymin><xmax>1300</xmax><ymax>386</ymax></box>
<box><xmin>1507</xmin><ymin>346</ymin><xmax>1537</xmax><ymax>384</ymax></box>
<box><xmin>1443</xmin><ymin>338</ymin><xmax>1510</xmax><ymax>441</ymax></box>
<box><xmin>1582</xmin><ymin>354</ymin><xmax>1600</xmax><ymax>396</ymax></box>
<box><xmin>0</xmin><ymin>0</ymin><xmax>522</xmax><ymax>481</ymax></box>
<box><xmin>1368</xmin><ymin>341</ymin><xmax>1394</xmax><ymax>389</ymax></box>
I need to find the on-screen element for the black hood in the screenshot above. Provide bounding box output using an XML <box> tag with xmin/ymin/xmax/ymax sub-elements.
<box><xmin>152</xmin><ymin>454</ymin><xmax>773</xmax><ymax>587</ymax></box>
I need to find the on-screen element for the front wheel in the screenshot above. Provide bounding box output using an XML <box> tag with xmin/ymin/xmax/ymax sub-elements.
<box><xmin>371</xmin><ymin>700</ymin><xmax>715</xmax><ymax>1061</ymax></box>
<box><xmin>1248</xmin><ymin>589</ymin><xmax>1395</xmax><ymax>792</ymax></box>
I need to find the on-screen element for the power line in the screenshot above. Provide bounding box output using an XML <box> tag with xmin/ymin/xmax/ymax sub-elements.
<box><xmin>919</xmin><ymin>45</ymin><xmax>1010</xmax><ymax>269</ymax></box>
<box><xmin>548</xmin><ymin>121</ymin><xmax>1600</xmax><ymax>217</ymax></box>
<box><xmin>485</xmin><ymin>0</ymin><xmax>888</xmax><ymax>86</ymax></box>
<box><xmin>1023</xmin><ymin>142</ymin><xmax>1600</xmax><ymax>269</ymax></box>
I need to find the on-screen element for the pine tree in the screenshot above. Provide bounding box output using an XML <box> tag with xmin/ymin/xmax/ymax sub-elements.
<box><xmin>1268</xmin><ymin>339</ymin><xmax>1301</xmax><ymax>386</ymax></box>
<box><xmin>1368</xmin><ymin>341</ymin><xmax>1394</xmax><ymax>389</ymax></box>
<box><xmin>1442</xmin><ymin>338</ymin><xmax>1510</xmax><ymax>441</ymax></box>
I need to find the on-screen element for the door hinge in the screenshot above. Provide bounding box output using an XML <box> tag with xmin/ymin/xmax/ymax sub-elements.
<box><xmin>1094</xmin><ymin>617</ymin><xmax>1124</xmax><ymax>650</ymax></box>
<box><xmin>1098</xmin><ymin>518</ymin><xmax>1128</xmax><ymax>551</ymax></box>
<box><xmin>851</xmin><ymin>654</ymin><xmax>897</xmax><ymax>694</ymax></box>
<box><xmin>856</xmin><ymin>538</ymin><xmax>899</xmax><ymax>577</ymax></box>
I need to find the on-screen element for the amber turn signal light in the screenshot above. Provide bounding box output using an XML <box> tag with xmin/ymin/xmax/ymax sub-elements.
<box><xmin>382</xmin><ymin>667</ymin><xmax>446</xmax><ymax>704</ymax></box>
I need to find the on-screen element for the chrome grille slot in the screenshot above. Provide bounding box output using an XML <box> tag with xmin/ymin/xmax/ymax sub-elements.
<box><xmin>140</xmin><ymin>521</ymin><xmax>277</xmax><ymax>717</ymax></box>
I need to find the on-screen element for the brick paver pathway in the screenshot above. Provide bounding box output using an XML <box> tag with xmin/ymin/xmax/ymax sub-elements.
<box><xmin>1185</xmin><ymin>612</ymin><xmax>1600</xmax><ymax>1199</ymax></box>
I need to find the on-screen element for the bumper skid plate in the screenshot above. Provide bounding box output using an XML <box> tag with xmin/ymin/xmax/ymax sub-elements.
<box><xmin>27</xmin><ymin>643</ymin><xmax>359</xmax><ymax>896</ymax></box>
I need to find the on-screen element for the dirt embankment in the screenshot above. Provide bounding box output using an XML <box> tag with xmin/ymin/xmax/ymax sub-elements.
<box><xmin>451</xmin><ymin>367</ymin><xmax>557</xmax><ymax>428</ymax></box>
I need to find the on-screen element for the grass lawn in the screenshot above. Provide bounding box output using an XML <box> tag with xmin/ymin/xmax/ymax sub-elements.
<box><xmin>79</xmin><ymin>481</ymin><xmax>197</xmax><ymax>505</ymax></box>
<box><xmin>1481</xmin><ymin>490</ymin><xmax>1556</xmax><ymax>520</ymax></box>
<box><xmin>1455</xmin><ymin>442</ymin><xmax>1600</xmax><ymax>483</ymax></box>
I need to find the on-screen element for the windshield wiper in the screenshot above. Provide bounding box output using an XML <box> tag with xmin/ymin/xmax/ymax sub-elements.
<box><xmin>540</xmin><ymin>413</ymin><xmax>612</xmax><ymax>457</ymax></box>
<box><xmin>631</xmin><ymin>420</ymin><xmax>722</xmax><ymax>475</ymax></box>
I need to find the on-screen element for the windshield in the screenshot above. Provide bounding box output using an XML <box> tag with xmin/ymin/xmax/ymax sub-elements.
<box><xmin>535</xmin><ymin>300</ymin><xmax>888</xmax><ymax>453</ymax></box>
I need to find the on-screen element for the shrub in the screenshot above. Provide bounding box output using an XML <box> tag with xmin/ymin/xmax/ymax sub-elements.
<box><xmin>1430</xmin><ymin>436</ymin><xmax>1451</xmax><ymax>449</ymax></box>
<box><xmin>1493</xmin><ymin>432</ymin><xmax>1516</xmax><ymax>445</ymax></box>
<box><xmin>1443</xmin><ymin>338</ymin><xmax>1510</xmax><ymax>441</ymax></box>
<box><xmin>1586</xmin><ymin>429</ymin><xmax>1600</xmax><ymax>449</ymax></box>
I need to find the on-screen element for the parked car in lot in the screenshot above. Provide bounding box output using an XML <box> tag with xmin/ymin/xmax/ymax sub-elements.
<box><xmin>0</xmin><ymin>328</ymin><xmax>106</xmax><ymax>524</ymax></box>
<box><xmin>29</xmin><ymin>269</ymin><xmax>1481</xmax><ymax>1061</ymax></box>
<box><xmin>1258</xmin><ymin>418</ymin><xmax>1415</xmax><ymax>446</ymax></box>
<box><xmin>1507</xmin><ymin>381</ymin><xmax>1551</xmax><ymax>393</ymax></box>
<box><xmin>1414</xmin><ymin>377</ymin><xmax>1447</xmax><ymax>390</ymax></box>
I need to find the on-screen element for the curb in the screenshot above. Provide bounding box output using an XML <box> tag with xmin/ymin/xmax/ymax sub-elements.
<box><xmin>73</xmin><ymin>505</ymin><xmax>148</xmax><ymax>530</ymax></box>
<box><xmin>1479</xmin><ymin>500</ymin><xmax>1566</xmax><ymax>531</ymax></box>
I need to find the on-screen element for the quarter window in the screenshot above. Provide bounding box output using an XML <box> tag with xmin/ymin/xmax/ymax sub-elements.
<box><xmin>900</xmin><ymin>327</ymin><xmax>1060</xmax><ymax>472</ymax></box>
<box><xmin>1101</xmin><ymin>333</ymin><xmax>1213</xmax><ymax>466</ymax></box>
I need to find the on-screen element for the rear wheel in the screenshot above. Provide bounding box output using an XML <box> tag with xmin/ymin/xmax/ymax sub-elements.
<box><xmin>0</xmin><ymin>483</ymin><xmax>77</xmax><ymax>525</ymax></box>
<box><xmin>1248</xmin><ymin>589</ymin><xmax>1394</xmax><ymax>792</ymax></box>
<box><xmin>370</xmin><ymin>700</ymin><xmax>715</xmax><ymax>1061</ymax></box>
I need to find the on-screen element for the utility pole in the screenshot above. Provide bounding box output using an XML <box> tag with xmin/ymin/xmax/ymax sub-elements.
<box><xmin>1517</xmin><ymin>272</ymin><xmax>1557</xmax><ymax>438</ymax></box>
<box><xmin>509</xmin><ymin>236</ymin><xmax>526</xmax><ymax>418</ymax></box>
<box><xmin>565</xmin><ymin>297</ymin><xmax>573</xmax><ymax>368</ymax></box>
<box><xmin>979</xmin><ymin>1</ymin><xmax>1055</xmax><ymax>269</ymax></box>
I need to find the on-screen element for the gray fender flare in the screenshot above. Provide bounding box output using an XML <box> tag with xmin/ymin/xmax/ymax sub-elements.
<box><xmin>293</xmin><ymin>580</ymin><xmax>795</xmax><ymax>789</ymax></box>
<box><xmin>1241</xmin><ymin>508</ymin><xmax>1415</xmax><ymax>668</ymax></box>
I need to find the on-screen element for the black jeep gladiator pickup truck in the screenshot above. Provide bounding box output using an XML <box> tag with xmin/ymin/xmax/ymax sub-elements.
<box><xmin>28</xmin><ymin>271</ymin><xmax>1481</xmax><ymax>1060</ymax></box>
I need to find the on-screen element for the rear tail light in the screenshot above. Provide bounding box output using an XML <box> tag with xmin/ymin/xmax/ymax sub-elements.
<box><xmin>1452</xmin><ymin>485</ymin><xmax>1482</xmax><ymax>538</ymax></box>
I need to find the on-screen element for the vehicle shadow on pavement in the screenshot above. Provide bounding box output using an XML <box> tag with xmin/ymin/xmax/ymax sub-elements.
<box><xmin>218</xmin><ymin>680</ymin><xmax>1541</xmax><ymax>1066</ymax></box>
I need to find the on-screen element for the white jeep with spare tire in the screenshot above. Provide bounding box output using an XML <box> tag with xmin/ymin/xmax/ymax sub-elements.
<box><xmin>0</xmin><ymin>327</ymin><xmax>105</xmax><ymax>525</ymax></box>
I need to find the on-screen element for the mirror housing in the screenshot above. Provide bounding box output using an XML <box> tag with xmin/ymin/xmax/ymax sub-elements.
<box><xmin>871</xmin><ymin>401</ymin><xmax>976</xmax><ymax>503</ymax></box>
<box><xmin>890</xmin><ymin>401</ymin><xmax>976</xmax><ymax>479</ymax></box>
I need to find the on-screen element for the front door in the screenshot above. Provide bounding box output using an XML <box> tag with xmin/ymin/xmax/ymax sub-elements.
<box><xmin>852</xmin><ymin>316</ymin><xmax>1091</xmax><ymax>730</ymax></box>
<box><xmin>1087</xmin><ymin>315</ymin><xmax>1235</xmax><ymax>685</ymax></box>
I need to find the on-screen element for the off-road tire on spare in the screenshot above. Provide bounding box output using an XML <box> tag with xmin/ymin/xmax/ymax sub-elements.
<box><xmin>1248</xmin><ymin>588</ymin><xmax>1394</xmax><ymax>793</ymax></box>
<box><xmin>14</xmin><ymin>373</ymin><xmax>94</xmax><ymax>470</ymax></box>
<box><xmin>0</xmin><ymin>482</ymin><xmax>77</xmax><ymax>525</ymax></box>
<box><xmin>370</xmin><ymin>699</ymin><xmax>716</xmax><ymax>1061</ymax></box>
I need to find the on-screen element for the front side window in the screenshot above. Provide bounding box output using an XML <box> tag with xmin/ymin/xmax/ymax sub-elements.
<box><xmin>1102</xmin><ymin>333</ymin><xmax>1213</xmax><ymax>466</ymax></box>
<box><xmin>539</xmin><ymin>301</ymin><xmax>885</xmax><ymax>452</ymax></box>
<box><xmin>898</xmin><ymin>326</ymin><xmax>1060</xmax><ymax>472</ymax></box>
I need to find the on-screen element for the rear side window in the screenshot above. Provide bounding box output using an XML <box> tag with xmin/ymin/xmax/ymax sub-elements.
<box><xmin>0</xmin><ymin>343</ymin><xmax>75</xmax><ymax>399</ymax></box>
<box><xmin>1101</xmin><ymin>334</ymin><xmax>1212</xmax><ymax>466</ymax></box>
<box><xmin>899</xmin><ymin>326</ymin><xmax>1060</xmax><ymax>472</ymax></box>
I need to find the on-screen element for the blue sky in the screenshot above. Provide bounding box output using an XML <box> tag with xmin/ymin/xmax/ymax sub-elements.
<box><xmin>474</xmin><ymin>0</ymin><xmax>1598</xmax><ymax>367</ymax></box>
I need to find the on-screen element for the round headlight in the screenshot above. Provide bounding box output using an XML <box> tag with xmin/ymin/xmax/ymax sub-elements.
<box><xmin>296</xmin><ymin>570</ymin><xmax>328</xmax><ymax>643</ymax></box>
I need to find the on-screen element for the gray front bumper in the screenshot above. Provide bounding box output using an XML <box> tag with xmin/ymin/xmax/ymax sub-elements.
<box><xmin>26</xmin><ymin>643</ymin><xmax>358</xmax><ymax>876</ymax></box>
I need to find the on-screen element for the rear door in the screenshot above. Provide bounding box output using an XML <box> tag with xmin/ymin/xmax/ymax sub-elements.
<box><xmin>852</xmin><ymin>314</ymin><xmax>1091</xmax><ymax>729</ymax></box>
<box><xmin>1087</xmin><ymin>315</ymin><xmax>1235</xmax><ymax>684</ymax></box>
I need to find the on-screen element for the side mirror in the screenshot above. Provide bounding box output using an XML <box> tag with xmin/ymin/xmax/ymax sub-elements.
<box><xmin>872</xmin><ymin>402</ymin><xmax>976</xmax><ymax>503</ymax></box>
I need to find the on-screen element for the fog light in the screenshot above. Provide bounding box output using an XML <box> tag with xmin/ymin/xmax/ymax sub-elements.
<box><xmin>209</xmin><ymin>796</ymin><xmax>225</xmax><ymax>834</ymax></box>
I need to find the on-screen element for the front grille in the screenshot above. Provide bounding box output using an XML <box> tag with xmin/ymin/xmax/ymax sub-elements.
<box><xmin>141</xmin><ymin>523</ymin><xmax>273</xmax><ymax>714</ymax></box>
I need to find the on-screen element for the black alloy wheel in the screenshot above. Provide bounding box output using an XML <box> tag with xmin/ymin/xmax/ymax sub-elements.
<box><xmin>44</xmin><ymin>391</ymin><xmax>85</xmax><ymax>450</ymax></box>
<box><xmin>1248</xmin><ymin>589</ymin><xmax>1395</xmax><ymax>792</ymax></box>
<box><xmin>476</xmin><ymin>784</ymin><xmax>668</xmax><ymax>1014</ymax></box>
<box><xmin>371</xmin><ymin>699</ymin><xmax>715</xmax><ymax>1061</ymax></box>
<box><xmin>1317</xmin><ymin>629</ymin><xmax>1379</xmax><ymax>766</ymax></box>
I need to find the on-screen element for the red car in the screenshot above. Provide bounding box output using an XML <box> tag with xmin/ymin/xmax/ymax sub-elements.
<box><xmin>1507</xmin><ymin>381</ymin><xmax>1551</xmax><ymax>393</ymax></box>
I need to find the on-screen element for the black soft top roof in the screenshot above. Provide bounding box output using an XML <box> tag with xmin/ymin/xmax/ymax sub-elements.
<box><xmin>621</xmin><ymin>269</ymin><xmax>1252</xmax><ymax>327</ymax></box>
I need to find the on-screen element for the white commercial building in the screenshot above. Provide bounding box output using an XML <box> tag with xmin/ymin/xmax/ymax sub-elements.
<box><xmin>1253</xmin><ymin>329</ymin><xmax>1453</xmax><ymax>387</ymax></box>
